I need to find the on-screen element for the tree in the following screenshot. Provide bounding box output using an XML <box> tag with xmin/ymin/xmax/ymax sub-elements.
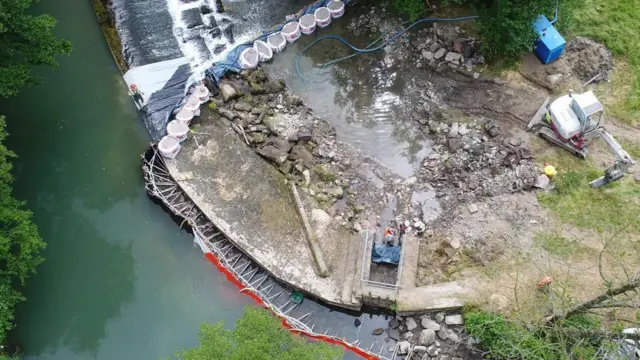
<box><xmin>391</xmin><ymin>0</ymin><xmax>581</xmax><ymax>61</ymax></box>
<box><xmin>393</xmin><ymin>0</ymin><xmax>426</xmax><ymax>21</ymax></box>
<box><xmin>172</xmin><ymin>306</ymin><xmax>343</xmax><ymax>360</ymax></box>
<box><xmin>464</xmin><ymin>223</ymin><xmax>640</xmax><ymax>360</ymax></box>
<box><xmin>0</xmin><ymin>0</ymin><xmax>72</xmax><ymax>97</ymax></box>
<box><xmin>473</xmin><ymin>0</ymin><xmax>561</xmax><ymax>60</ymax></box>
<box><xmin>0</xmin><ymin>116</ymin><xmax>46</xmax><ymax>343</ymax></box>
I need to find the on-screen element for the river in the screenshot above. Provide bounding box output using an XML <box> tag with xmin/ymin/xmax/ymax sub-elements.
<box><xmin>0</xmin><ymin>0</ymin><xmax>430</xmax><ymax>358</ymax></box>
<box><xmin>0</xmin><ymin>0</ymin><xmax>253</xmax><ymax>358</ymax></box>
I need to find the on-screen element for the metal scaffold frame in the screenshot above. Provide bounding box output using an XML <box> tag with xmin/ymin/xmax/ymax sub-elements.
<box><xmin>141</xmin><ymin>146</ymin><xmax>419</xmax><ymax>360</ymax></box>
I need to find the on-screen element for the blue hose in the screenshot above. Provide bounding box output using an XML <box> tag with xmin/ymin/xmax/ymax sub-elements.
<box><xmin>295</xmin><ymin>16</ymin><xmax>479</xmax><ymax>80</ymax></box>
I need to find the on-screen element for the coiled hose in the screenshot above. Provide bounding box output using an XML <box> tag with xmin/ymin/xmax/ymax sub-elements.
<box><xmin>295</xmin><ymin>16</ymin><xmax>479</xmax><ymax>80</ymax></box>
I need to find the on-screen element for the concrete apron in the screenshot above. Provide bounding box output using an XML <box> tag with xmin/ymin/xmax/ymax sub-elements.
<box><xmin>143</xmin><ymin>147</ymin><xmax>390</xmax><ymax>359</ymax></box>
<box><xmin>142</xmin><ymin>116</ymin><xmax>471</xmax><ymax>359</ymax></box>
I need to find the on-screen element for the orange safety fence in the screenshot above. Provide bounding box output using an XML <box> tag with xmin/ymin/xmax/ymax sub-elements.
<box><xmin>203</xmin><ymin>252</ymin><xmax>380</xmax><ymax>360</ymax></box>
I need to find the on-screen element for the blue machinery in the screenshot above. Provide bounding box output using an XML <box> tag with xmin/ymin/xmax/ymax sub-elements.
<box><xmin>533</xmin><ymin>0</ymin><xmax>565</xmax><ymax>64</ymax></box>
<box><xmin>294</xmin><ymin>9</ymin><xmax>565</xmax><ymax>80</ymax></box>
<box><xmin>533</xmin><ymin>15</ymin><xmax>566</xmax><ymax>64</ymax></box>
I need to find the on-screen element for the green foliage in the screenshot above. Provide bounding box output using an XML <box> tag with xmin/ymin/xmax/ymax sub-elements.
<box><xmin>534</xmin><ymin>232</ymin><xmax>588</xmax><ymax>258</ymax></box>
<box><xmin>465</xmin><ymin>310</ymin><xmax>603</xmax><ymax>360</ymax></box>
<box><xmin>172</xmin><ymin>306</ymin><xmax>343</xmax><ymax>360</ymax></box>
<box><xmin>561</xmin><ymin>313</ymin><xmax>600</xmax><ymax>330</ymax></box>
<box><xmin>537</xmin><ymin>165</ymin><xmax>640</xmax><ymax>233</ymax></box>
<box><xmin>393</xmin><ymin>0</ymin><xmax>425</xmax><ymax>21</ymax></box>
<box><xmin>473</xmin><ymin>0</ymin><xmax>566</xmax><ymax>60</ymax></box>
<box><xmin>207</xmin><ymin>102</ymin><xmax>217</xmax><ymax>111</ymax></box>
<box><xmin>533</xmin><ymin>141</ymin><xmax>640</xmax><ymax>234</ymax></box>
<box><xmin>465</xmin><ymin>311</ymin><xmax>560</xmax><ymax>359</ymax></box>
<box><xmin>0</xmin><ymin>116</ymin><xmax>45</xmax><ymax>342</ymax></box>
<box><xmin>0</xmin><ymin>0</ymin><xmax>72</xmax><ymax>97</ymax></box>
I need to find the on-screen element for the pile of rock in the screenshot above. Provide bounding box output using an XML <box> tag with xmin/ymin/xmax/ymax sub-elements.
<box><xmin>376</xmin><ymin>312</ymin><xmax>476</xmax><ymax>359</ymax></box>
<box><xmin>565</xmin><ymin>36</ymin><xmax>614</xmax><ymax>83</ymax></box>
<box><xmin>412</xmin><ymin>114</ymin><xmax>538</xmax><ymax>205</ymax></box>
<box><xmin>208</xmin><ymin>68</ymin><xmax>400</xmax><ymax>232</ymax></box>
<box><xmin>412</xmin><ymin>24</ymin><xmax>484</xmax><ymax>74</ymax></box>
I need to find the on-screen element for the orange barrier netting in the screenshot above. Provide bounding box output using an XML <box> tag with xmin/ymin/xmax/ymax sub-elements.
<box><xmin>204</xmin><ymin>252</ymin><xmax>380</xmax><ymax>360</ymax></box>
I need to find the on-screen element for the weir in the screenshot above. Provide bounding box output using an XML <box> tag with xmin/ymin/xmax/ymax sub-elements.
<box><xmin>116</xmin><ymin>0</ymin><xmax>474</xmax><ymax>357</ymax></box>
<box><xmin>143</xmin><ymin>146</ymin><xmax>409</xmax><ymax>360</ymax></box>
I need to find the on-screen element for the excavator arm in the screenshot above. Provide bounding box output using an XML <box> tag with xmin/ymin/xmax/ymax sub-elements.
<box><xmin>589</xmin><ymin>129</ymin><xmax>636</xmax><ymax>188</ymax></box>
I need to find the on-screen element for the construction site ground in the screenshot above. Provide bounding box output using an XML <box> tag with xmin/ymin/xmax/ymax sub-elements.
<box><xmin>162</xmin><ymin>1</ymin><xmax>640</xmax><ymax>327</ymax></box>
<box><xmin>164</xmin><ymin>110</ymin><xmax>475</xmax><ymax>312</ymax></box>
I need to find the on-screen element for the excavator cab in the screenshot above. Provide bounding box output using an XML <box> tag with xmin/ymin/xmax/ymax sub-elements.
<box><xmin>568</xmin><ymin>90</ymin><xmax>603</xmax><ymax>132</ymax></box>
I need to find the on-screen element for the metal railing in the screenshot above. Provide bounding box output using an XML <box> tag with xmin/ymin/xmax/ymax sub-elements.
<box><xmin>360</xmin><ymin>230</ymin><xmax>403</xmax><ymax>291</ymax></box>
<box><xmin>142</xmin><ymin>146</ymin><xmax>422</xmax><ymax>360</ymax></box>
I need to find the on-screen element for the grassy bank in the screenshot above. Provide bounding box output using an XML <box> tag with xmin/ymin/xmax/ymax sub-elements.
<box><xmin>570</xmin><ymin>0</ymin><xmax>640</xmax><ymax>126</ymax></box>
<box><xmin>91</xmin><ymin>0</ymin><xmax>128</xmax><ymax>74</ymax></box>
<box><xmin>533</xmin><ymin>137</ymin><xmax>640</xmax><ymax>235</ymax></box>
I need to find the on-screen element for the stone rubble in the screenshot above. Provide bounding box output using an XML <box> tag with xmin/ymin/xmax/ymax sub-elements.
<box><xmin>387</xmin><ymin>311</ymin><xmax>475</xmax><ymax>359</ymax></box>
<box><xmin>414</xmin><ymin>115</ymin><xmax>538</xmax><ymax>212</ymax></box>
<box><xmin>410</xmin><ymin>23</ymin><xmax>485</xmax><ymax>74</ymax></box>
<box><xmin>205</xmin><ymin>68</ymin><xmax>406</xmax><ymax>234</ymax></box>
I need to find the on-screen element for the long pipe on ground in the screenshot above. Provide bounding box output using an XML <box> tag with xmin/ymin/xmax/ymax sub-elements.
<box><xmin>295</xmin><ymin>16</ymin><xmax>479</xmax><ymax>80</ymax></box>
<box><xmin>290</xmin><ymin>183</ymin><xmax>330</xmax><ymax>277</ymax></box>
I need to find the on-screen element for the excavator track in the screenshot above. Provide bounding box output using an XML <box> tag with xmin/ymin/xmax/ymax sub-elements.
<box><xmin>536</xmin><ymin>126</ymin><xmax>588</xmax><ymax>159</ymax></box>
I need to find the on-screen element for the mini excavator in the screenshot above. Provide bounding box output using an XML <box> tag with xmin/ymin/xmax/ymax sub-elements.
<box><xmin>527</xmin><ymin>90</ymin><xmax>635</xmax><ymax>188</ymax></box>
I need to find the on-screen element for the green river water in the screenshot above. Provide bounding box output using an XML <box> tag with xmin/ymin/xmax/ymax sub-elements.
<box><xmin>0</xmin><ymin>0</ymin><xmax>252</xmax><ymax>358</ymax></box>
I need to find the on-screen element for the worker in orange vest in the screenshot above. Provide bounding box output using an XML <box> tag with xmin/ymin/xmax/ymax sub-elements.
<box><xmin>383</xmin><ymin>227</ymin><xmax>395</xmax><ymax>245</ymax></box>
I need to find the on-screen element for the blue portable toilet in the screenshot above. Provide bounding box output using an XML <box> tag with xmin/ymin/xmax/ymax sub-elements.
<box><xmin>532</xmin><ymin>15</ymin><xmax>566</xmax><ymax>64</ymax></box>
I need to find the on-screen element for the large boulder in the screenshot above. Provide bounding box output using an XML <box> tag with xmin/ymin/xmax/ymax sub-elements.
<box><xmin>219</xmin><ymin>82</ymin><xmax>239</xmax><ymax>102</ymax></box>
<box><xmin>405</xmin><ymin>317</ymin><xmax>418</xmax><ymax>331</ymax></box>
<box><xmin>289</xmin><ymin>145</ymin><xmax>314</xmax><ymax>167</ymax></box>
<box><xmin>181</xmin><ymin>8</ymin><xmax>204</xmax><ymax>29</ymax></box>
<box><xmin>421</xmin><ymin>318</ymin><xmax>441</xmax><ymax>331</ymax></box>
<box><xmin>263</xmin><ymin>137</ymin><xmax>292</xmax><ymax>153</ymax></box>
<box><xmin>419</xmin><ymin>329</ymin><xmax>436</xmax><ymax>346</ymax></box>
<box><xmin>234</xmin><ymin>102</ymin><xmax>252</xmax><ymax>112</ymax></box>
<box><xmin>445</xmin><ymin>314</ymin><xmax>464</xmax><ymax>325</ymax></box>
<box><xmin>265</xmin><ymin>80</ymin><xmax>285</xmax><ymax>94</ymax></box>
<box><xmin>257</xmin><ymin>146</ymin><xmax>288</xmax><ymax>164</ymax></box>
<box><xmin>397</xmin><ymin>341</ymin><xmax>411</xmax><ymax>355</ymax></box>
<box><xmin>217</xmin><ymin>108</ymin><xmax>236</xmax><ymax>120</ymax></box>
<box><xmin>434</xmin><ymin>48</ymin><xmax>447</xmax><ymax>60</ymax></box>
<box><xmin>445</xmin><ymin>52</ymin><xmax>463</xmax><ymax>63</ymax></box>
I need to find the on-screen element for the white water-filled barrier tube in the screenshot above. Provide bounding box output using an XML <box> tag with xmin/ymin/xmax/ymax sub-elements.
<box><xmin>159</xmin><ymin>135</ymin><xmax>181</xmax><ymax>159</ymax></box>
<box><xmin>328</xmin><ymin>0</ymin><xmax>345</xmax><ymax>18</ymax></box>
<box><xmin>282</xmin><ymin>22</ymin><xmax>301</xmax><ymax>43</ymax></box>
<box><xmin>175</xmin><ymin>108</ymin><xmax>194</xmax><ymax>125</ymax></box>
<box><xmin>299</xmin><ymin>14</ymin><xmax>316</xmax><ymax>35</ymax></box>
<box><xmin>267</xmin><ymin>32</ymin><xmax>287</xmax><ymax>53</ymax></box>
<box><xmin>314</xmin><ymin>7</ymin><xmax>332</xmax><ymax>28</ymax></box>
<box><xmin>183</xmin><ymin>96</ymin><xmax>201</xmax><ymax>116</ymax></box>
<box><xmin>167</xmin><ymin>120</ymin><xmax>189</xmax><ymax>142</ymax></box>
<box><xmin>253</xmin><ymin>40</ymin><xmax>273</xmax><ymax>63</ymax></box>
<box><xmin>194</xmin><ymin>84</ymin><xmax>210</xmax><ymax>103</ymax></box>
<box><xmin>239</xmin><ymin>48</ymin><xmax>259</xmax><ymax>69</ymax></box>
